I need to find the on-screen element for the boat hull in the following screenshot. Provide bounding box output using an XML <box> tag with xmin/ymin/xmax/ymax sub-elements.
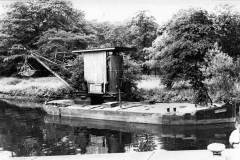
<box><xmin>43</xmin><ymin>102</ymin><xmax>236</xmax><ymax>125</ymax></box>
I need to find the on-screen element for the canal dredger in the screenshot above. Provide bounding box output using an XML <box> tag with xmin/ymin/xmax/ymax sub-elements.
<box><xmin>43</xmin><ymin>100</ymin><xmax>236</xmax><ymax>125</ymax></box>
<box><xmin>42</xmin><ymin>47</ymin><xmax>237</xmax><ymax>125</ymax></box>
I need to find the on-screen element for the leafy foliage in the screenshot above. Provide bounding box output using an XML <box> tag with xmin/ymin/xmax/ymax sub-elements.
<box><xmin>0</xmin><ymin>0</ymin><xmax>93</xmax><ymax>87</ymax></box>
<box><xmin>88</xmin><ymin>21</ymin><xmax>113</xmax><ymax>48</ymax></box>
<box><xmin>152</xmin><ymin>9</ymin><xmax>214</xmax><ymax>85</ymax></box>
<box><xmin>90</xmin><ymin>11</ymin><xmax>158</xmax><ymax>62</ymax></box>
<box><xmin>121</xmin><ymin>55</ymin><xmax>142</xmax><ymax>101</ymax></box>
<box><xmin>204</xmin><ymin>45</ymin><xmax>236</xmax><ymax>101</ymax></box>
<box><xmin>36</xmin><ymin>29</ymin><xmax>94</xmax><ymax>57</ymax></box>
<box><xmin>0</xmin><ymin>0</ymin><xmax>87</xmax><ymax>48</ymax></box>
<box><xmin>127</xmin><ymin>11</ymin><xmax>158</xmax><ymax>61</ymax></box>
<box><xmin>2</xmin><ymin>0</ymin><xmax>240</xmax><ymax>102</ymax></box>
<box><xmin>148</xmin><ymin>9</ymin><xmax>216</xmax><ymax>104</ymax></box>
<box><xmin>68</xmin><ymin>56</ymin><xmax>85</xmax><ymax>91</ymax></box>
<box><xmin>213</xmin><ymin>4</ymin><xmax>240</xmax><ymax>58</ymax></box>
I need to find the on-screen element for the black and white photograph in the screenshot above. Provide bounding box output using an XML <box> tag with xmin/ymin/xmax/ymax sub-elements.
<box><xmin>0</xmin><ymin>0</ymin><xmax>239</xmax><ymax>160</ymax></box>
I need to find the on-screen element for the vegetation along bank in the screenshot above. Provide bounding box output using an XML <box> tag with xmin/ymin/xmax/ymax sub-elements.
<box><xmin>1</xmin><ymin>1</ymin><xmax>240</xmax><ymax>104</ymax></box>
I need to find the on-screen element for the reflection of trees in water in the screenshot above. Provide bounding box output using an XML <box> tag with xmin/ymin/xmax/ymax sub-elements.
<box><xmin>131</xmin><ymin>134</ymin><xmax>157</xmax><ymax>152</ymax></box>
<box><xmin>39</xmin><ymin>124</ymin><xmax>79</xmax><ymax>156</ymax></box>
<box><xmin>41</xmin><ymin>135</ymin><xmax>78</xmax><ymax>155</ymax></box>
<box><xmin>0</xmin><ymin>101</ymin><xmax>236</xmax><ymax>156</ymax></box>
<box><xmin>0</xmin><ymin>106</ymin><xmax>44</xmax><ymax>156</ymax></box>
<box><xmin>106</xmin><ymin>132</ymin><xmax>125</xmax><ymax>153</ymax></box>
<box><xmin>13</xmin><ymin>122</ymin><xmax>234</xmax><ymax>156</ymax></box>
<box><xmin>42</xmin><ymin>125</ymin><xmax>132</xmax><ymax>155</ymax></box>
<box><xmin>160</xmin><ymin>127</ymin><xmax>233</xmax><ymax>150</ymax></box>
<box><xmin>0</xmin><ymin>101</ymin><xmax>140</xmax><ymax>156</ymax></box>
<box><xmin>74</xmin><ymin>127</ymin><xmax>90</xmax><ymax>154</ymax></box>
<box><xmin>161</xmin><ymin>136</ymin><xmax>198</xmax><ymax>150</ymax></box>
<box><xmin>18</xmin><ymin>137</ymin><xmax>41</xmax><ymax>156</ymax></box>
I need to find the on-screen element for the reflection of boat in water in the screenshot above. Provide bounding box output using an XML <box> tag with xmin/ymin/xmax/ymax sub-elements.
<box><xmin>44</xmin><ymin>100</ymin><xmax>236</xmax><ymax>125</ymax></box>
<box><xmin>44</xmin><ymin>115</ymin><xmax>235</xmax><ymax>151</ymax></box>
<box><xmin>44</xmin><ymin>114</ymin><xmax>235</xmax><ymax>138</ymax></box>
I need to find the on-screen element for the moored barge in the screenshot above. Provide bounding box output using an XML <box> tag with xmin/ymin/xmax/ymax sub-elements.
<box><xmin>43</xmin><ymin>100</ymin><xmax>236</xmax><ymax>125</ymax></box>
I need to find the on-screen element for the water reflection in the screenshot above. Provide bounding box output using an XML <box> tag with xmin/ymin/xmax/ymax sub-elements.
<box><xmin>0</xmin><ymin>100</ymin><xmax>236</xmax><ymax>157</ymax></box>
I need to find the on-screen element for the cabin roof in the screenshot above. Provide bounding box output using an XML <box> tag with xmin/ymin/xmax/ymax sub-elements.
<box><xmin>72</xmin><ymin>47</ymin><xmax>136</xmax><ymax>54</ymax></box>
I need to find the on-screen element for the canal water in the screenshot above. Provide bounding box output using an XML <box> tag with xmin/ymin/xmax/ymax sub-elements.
<box><xmin>0</xmin><ymin>100</ymin><xmax>236</xmax><ymax>157</ymax></box>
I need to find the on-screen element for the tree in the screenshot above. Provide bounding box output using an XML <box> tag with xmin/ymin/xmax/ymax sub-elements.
<box><xmin>36</xmin><ymin>29</ymin><xmax>94</xmax><ymax>58</ymax></box>
<box><xmin>90</xmin><ymin>21</ymin><xmax>133</xmax><ymax>49</ymax></box>
<box><xmin>149</xmin><ymin>9</ymin><xmax>215</xmax><ymax>104</ymax></box>
<box><xmin>69</xmin><ymin>56</ymin><xmax>85</xmax><ymax>91</ymax></box>
<box><xmin>89</xmin><ymin>11</ymin><xmax>158</xmax><ymax>66</ymax></box>
<box><xmin>91</xmin><ymin>11</ymin><xmax>158</xmax><ymax>62</ymax></box>
<box><xmin>212</xmin><ymin>4</ymin><xmax>240</xmax><ymax>58</ymax></box>
<box><xmin>127</xmin><ymin>11</ymin><xmax>158</xmax><ymax>61</ymax></box>
<box><xmin>121</xmin><ymin>55</ymin><xmax>142</xmax><ymax>101</ymax></box>
<box><xmin>89</xmin><ymin>21</ymin><xmax>115</xmax><ymax>48</ymax></box>
<box><xmin>0</xmin><ymin>0</ymin><xmax>96</xmax><ymax>82</ymax></box>
<box><xmin>0</xmin><ymin>0</ymin><xmax>87</xmax><ymax>49</ymax></box>
<box><xmin>204</xmin><ymin>44</ymin><xmax>236</xmax><ymax>101</ymax></box>
<box><xmin>104</xmin><ymin>25</ymin><xmax>129</xmax><ymax>47</ymax></box>
<box><xmin>0</xmin><ymin>33</ymin><xmax>14</xmax><ymax>56</ymax></box>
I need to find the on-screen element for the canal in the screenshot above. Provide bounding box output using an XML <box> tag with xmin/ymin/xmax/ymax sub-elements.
<box><xmin>0</xmin><ymin>100</ymin><xmax>236</xmax><ymax>157</ymax></box>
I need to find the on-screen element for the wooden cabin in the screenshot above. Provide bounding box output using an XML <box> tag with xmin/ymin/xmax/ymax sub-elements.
<box><xmin>72</xmin><ymin>47</ymin><xmax>135</xmax><ymax>96</ymax></box>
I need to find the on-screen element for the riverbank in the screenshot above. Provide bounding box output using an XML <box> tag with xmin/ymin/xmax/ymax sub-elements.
<box><xmin>0</xmin><ymin>93</ymin><xmax>46</xmax><ymax>103</ymax></box>
<box><xmin>3</xmin><ymin>149</ymin><xmax>239</xmax><ymax>160</ymax></box>
<box><xmin>1</xmin><ymin>76</ymin><xmax>240</xmax><ymax>106</ymax></box>
<box><xmin>0</xmin><ymin>98</ymin><xmax>44</xmax><ymax>109</ymax></box>
<box><xmin>0</xmin><ymin>76</ymin><xmax>195</xmax><ymax>104</ymax></box>
<box><xmin>0</xmin><ymin>77</ymin><xmax>71</xmax><ymax>101</ymax></box>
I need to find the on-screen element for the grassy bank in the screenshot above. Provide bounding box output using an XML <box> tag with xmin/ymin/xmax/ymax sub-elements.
<box><xmin>0</xmin><ymin>76</ymin><xmax>192</xmax><ymax>103</ymax></box>
<box><xmin>137</xmin><ymin>75</ymin><xmax>164</xmax><ymax>90</ymax></box>
<box><xmin>0</xmin><ymin>76</ymin><xmax>193</xmax><ymax>103</ymax></box>
<box><xmin>1</xmin><ymin>75</ymin><xmax>239</xmax><ymax>104</ymax></box>
<box><xmin>0</xmin><ymin>77</ymin><xmax>70</xmax><ymax>100</ymax></box>
<box><xmin>137</xmin><ymin>76</ymin><xmax>194</xmax><ymax>103</ymax></box>
<box><xmin>138</xmin><ymin>75</ymin><xmax>240</xmax><ymax>103</ymax></box>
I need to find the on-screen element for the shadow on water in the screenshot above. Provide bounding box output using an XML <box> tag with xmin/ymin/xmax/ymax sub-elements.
<box><xmin>0</xmin><ymin>100</ymin><xmax>236</xmax><ymax>157</ymax></box>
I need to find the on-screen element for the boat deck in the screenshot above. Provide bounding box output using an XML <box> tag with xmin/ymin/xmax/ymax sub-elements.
<box><xmin>47</xmin><ymin>100</ymin><xmax>210</xmax><ymax>115</ymax></box>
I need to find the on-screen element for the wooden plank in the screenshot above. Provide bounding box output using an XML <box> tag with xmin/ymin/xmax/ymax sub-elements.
<box><xmin>32</xmin><ymin>54</ymin><xmax>73</xmax><ymax>90</ymax></box>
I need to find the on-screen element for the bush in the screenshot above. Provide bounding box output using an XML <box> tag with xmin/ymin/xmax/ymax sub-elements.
<box><xmin>121</xmin><ymin>55</ymin><xmax>142</xmax><ymax>101</ymax></box>
<box><xmin>68</xmin><ymin>56</ymin><xmax>86</xmax><ymax>91</ymax></box>
<box><xmin>140</xmin><ymin>88</ymin><xmax>194</xmax><ymax>103</ymax></box>
<box><xmin>204</xmin><ymin>46</ymin><xmax>236</xmax><ymax>102</ymax></box>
